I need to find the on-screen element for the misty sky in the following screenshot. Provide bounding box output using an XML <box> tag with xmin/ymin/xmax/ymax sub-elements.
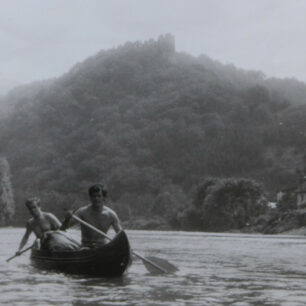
<box><xmin>1</xmin><ymin>0</ymin><xmax>306</xmax><ymax>87</ymax></box>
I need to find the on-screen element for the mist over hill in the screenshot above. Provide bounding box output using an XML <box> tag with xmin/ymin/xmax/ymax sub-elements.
<box><xmin>0</xmin><ymin>77</ymin><xmax>20</xmax><ymax>97</ymax></box>
<box><xmin>1</xmin><ymin>34</ymin><xmax>306</xmax><ymax>226</ymax></box>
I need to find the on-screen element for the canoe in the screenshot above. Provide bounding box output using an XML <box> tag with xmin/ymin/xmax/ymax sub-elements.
<box><xmin>30</xmin><ymin>230</ymin><xmax>132</xmax><ymax>277</ymax></box>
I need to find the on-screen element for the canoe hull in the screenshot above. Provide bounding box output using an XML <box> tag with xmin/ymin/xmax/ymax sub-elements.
<box><xmin>30</xmin><ymin>230</ymin><xmax>131</xmax><ymax>277</ymax></box>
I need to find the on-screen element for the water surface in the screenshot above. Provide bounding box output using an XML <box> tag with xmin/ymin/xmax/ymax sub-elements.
<box><xmin>1</xmin><ymin>228</ymin><xmax>306</xmax><ymax>305</ymax></box>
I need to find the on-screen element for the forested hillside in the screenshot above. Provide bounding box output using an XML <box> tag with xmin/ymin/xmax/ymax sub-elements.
<box><xmin>1</xmin><ymin>34</ymin><xmax>306</xmax><ymax>227</ymax></box>
<box><xmin>0</xmin><ymin>157</ymin><xmax>15</xmax><ymax>225</ymax></box>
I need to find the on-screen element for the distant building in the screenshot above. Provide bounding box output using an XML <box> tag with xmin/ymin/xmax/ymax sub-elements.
<box><xmin>276</xmin><ymin>173</ymin><xmax>306</xmax><ymax>209</ymax></box>
<box><xmin>157</xmin><ymin>34</ymin><xmax>175</xmax><ymax>55</ymax></box>
<box><xmin>276</xmin><ymin>191</ymin><xmax>285</xmax><ymax>202</ymax></box>
<box><xmin>267</xmin><ymin>202</ymin><xmax>277</xmax><ymax>209</ymax></box>
<box><xmin>296</xmin><ymin>176</ymin><xmax>306</xmax><ymax>207</ymax></box>
<box><xmin>275</xmin><ymin>186</ymin><xmax>296</xmax><ymax>209</ymax></box>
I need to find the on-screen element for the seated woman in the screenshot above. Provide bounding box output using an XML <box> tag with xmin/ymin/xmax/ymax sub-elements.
<box><xmin>16</xmin><ymin>197</ymin><xmax>80</xmax><ymax>254</ymax></box>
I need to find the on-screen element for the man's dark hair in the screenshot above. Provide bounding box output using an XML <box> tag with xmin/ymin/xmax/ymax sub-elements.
<box><xmin>88</xmin><ymin>184</ymin><xmax>107</xmax><ymax>197</ymax></box>
<box><xmin>25</xmin><ymin>197</ymin><xmax>41</xmax><ymax>208</ymax></box>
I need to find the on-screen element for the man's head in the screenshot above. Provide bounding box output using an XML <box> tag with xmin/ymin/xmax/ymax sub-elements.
<box><xmin>88</xmin><ymin>184</ymin><xmax>107</xmax><ymax>197</ymax></box>
<box><xmin>25</xmin><ymin>197</ymin><xmax>41</xmax><ymax>218</ymax></box>
<box><xmin>88</xmin><ymin>184</ymin><xmax>107</xmax><ymax>210</ymax></box>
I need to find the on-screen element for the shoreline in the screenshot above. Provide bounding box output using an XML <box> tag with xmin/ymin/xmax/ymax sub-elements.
<box><xmin>3</xmin><ymin>223</ymin><xmax>306</xmax><ymax>236</ymax></box>
<box><xmin>278</xmin><ymin>226</ymin><xmax>306</xmax><ymax>235</ymax></box>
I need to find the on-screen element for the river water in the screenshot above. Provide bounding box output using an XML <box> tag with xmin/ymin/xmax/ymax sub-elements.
<box><xmin>1</xmin><ymin>228</ymin><xmax>306</xmax><ymax>305</ymax></box>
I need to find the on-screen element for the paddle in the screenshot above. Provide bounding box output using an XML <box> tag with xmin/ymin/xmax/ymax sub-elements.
<box><xmin>6</xmin><ymin>245</ymin><xmax>33</xmax><ymax>262</ymax></box>
<box><xmin>71</xmin><ymin>214</ymin><xmax>178</xmax><ymax>274</ymax></box>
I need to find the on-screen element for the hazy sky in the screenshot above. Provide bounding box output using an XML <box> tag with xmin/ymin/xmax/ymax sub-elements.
<box><xmin>1</xmin><ymin>0</ymin><xmax>306</xmax><ymax>86</ymax></box>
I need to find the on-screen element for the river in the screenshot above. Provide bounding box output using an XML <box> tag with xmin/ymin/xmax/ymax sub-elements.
<box><xmin>1</xmin><ymin>228</ymin><xmax>306</xmax><ymax>305</ymax></box>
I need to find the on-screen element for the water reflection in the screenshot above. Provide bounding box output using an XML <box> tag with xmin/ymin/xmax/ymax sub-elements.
<box><xmin>72</xmin><ymin>274</ymin><xmax>132</xmax><ymax>287</ymax></box>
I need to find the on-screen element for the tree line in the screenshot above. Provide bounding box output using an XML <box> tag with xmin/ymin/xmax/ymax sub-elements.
<box><xmin>1</xmin><ymin>35</ymin><xmax>306</xmax><ymax>229</ymax></box>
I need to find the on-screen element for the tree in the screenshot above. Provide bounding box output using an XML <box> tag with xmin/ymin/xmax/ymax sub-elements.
<box><xmin>178</xmin><ymin>177</ymin><xmax>267</xmax><ymax>231</ymax></box>
<box><xmin>0</xmin><ymin>157</ymin><xmax>15</xmax><ymax>225</ymax></box>
<box><xmin>202</xmin><ymin>178</ymin><xmax>267</xmax><ymax>231</ymax></box>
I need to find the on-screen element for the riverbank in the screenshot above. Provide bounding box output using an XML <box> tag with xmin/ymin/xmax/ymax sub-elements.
<box><xmin>123</xmin><ymin>208</ymin><xmax>306</xmax><ymax>235</ymax></box>
<box><xmin>7</xmin><ymin>208</ymin><xmax>306</xmax><ymax>236</ymax></box>
<box><xmin>280</xmin><ymin>226</ymin><xmax>306</xmax><ymax>235</ymax></box>
<box><xmin>244</xmin><ymin>208</ymin><xmax>306</xmax><ymax>235</ymax></box>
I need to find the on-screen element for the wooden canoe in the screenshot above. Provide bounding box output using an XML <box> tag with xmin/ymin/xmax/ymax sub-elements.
<box><xmin>30</xmin><ymin>230</ymin><xmax>132</xmax><ymax>277</ymax></box>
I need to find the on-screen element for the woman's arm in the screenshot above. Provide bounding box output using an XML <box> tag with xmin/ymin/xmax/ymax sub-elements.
<box><xmin>47</xmin><ymin>213</ymin><xmax>62</xmax><ymax>230</ymax></box>
<box><xmin>16</xmin><ymin>223</ymin><xmax>32</xmax><ymax>254</ymax></box>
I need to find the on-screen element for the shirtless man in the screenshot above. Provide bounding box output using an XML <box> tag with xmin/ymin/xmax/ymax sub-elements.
<box><xmin>61</xmin><ymin>184</ymin><xmax>122</xmax><ymax>247</ymax></box>
<box><xmin>15</xmin><ymin>197</ymin><xmax>61</xmax><ymax>254</ymax></box>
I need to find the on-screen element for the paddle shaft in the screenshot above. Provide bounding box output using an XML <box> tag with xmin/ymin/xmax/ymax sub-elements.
<box><xmin>6</xmin><ymin>245</ymin><xmax>33</xmax><ymax>262</ymax></box>
<box><xmin>71</xmin><ymin>214</ymin><xmax>168</xmax><ymax>273</ymax></box>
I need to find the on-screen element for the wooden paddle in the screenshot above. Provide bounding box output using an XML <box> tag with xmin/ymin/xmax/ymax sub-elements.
<box><xmin>71</xmin><ymin>214</ymin><xmax>178</xmax><ymax>274</ymax></box>
<box><xmin>6</xmin><ymin>245</ymin><xmax>34</xmax><ymax>262</ymax></box>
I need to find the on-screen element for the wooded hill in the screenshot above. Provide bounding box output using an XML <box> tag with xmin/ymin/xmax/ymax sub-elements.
<box><xmin>1</xmin><ymin>34</ymin><xmax>306</xmax><ymax>226</ymax></box>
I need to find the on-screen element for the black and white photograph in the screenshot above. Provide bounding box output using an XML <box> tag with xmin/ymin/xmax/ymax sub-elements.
<box><xmin>1</xmin><ymin>1</ymin><xmax>306</xmax><ymax>305</ymax></box>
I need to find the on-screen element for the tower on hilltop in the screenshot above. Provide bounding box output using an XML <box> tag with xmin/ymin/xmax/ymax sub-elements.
<box><xmin>157</xmin><ymin>34</ymin><xmax>175</xmax><ymax>55</ymax></box>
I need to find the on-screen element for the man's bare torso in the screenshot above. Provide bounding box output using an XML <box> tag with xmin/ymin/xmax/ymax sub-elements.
<box><xmin>76</xmin><ymin>205</ymin><xmax>117</xmax><ymax>246</ymax></box>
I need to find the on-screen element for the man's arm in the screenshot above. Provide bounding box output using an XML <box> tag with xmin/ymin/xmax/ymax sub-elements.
<box><xmin>110</xmin><ymin>210</ymin><xmax>122</xmax><ymax>233</ymax></box>
<box><xmin>16</xmin><ymin>223</ymin><xmax>32</xmax><ymax>254</ymax></box>
<box><xmin>60</xmin><ymin>209</ymin><xmax>81</xmax><ymax>230</ymax></box>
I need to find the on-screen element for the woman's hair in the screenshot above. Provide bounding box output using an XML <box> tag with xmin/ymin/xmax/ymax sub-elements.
<box><xmin>25</xmin><ymin>197</ymin><xmax>41</xmax><ymax>208</ymax></box>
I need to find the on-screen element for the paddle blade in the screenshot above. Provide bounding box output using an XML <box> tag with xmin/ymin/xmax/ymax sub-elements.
<box><xmin>142</xmin><ymin>256</ymin><xmax>179</xmax><ymax>274</ymax></box>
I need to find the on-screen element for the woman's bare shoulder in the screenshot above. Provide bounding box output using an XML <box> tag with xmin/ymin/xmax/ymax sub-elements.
<box><xmin>27</xmin><ymin>218</ymin><xmax>34</xmax><ymax>227</ymax></box>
